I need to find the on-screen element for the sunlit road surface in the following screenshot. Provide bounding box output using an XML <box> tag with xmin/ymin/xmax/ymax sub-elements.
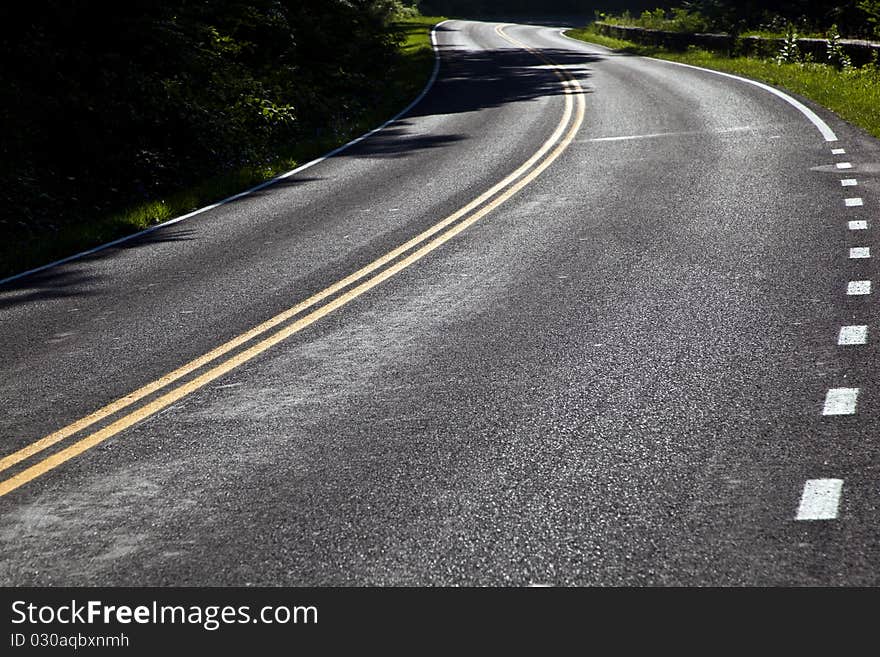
<box><xmin>1</xmin><ymin>20</ymin><xmax>879</xmax><ymax>585</ymax></box>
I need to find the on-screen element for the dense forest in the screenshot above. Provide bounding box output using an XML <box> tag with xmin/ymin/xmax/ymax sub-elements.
<box><xmin>419</xmin><ymin>0</ymin><xmax>661</xmax><ymax>16</ymax></box>
<box><xmin>0</xmin><ymin>0</ymin><xmax>419</xmax><ymax>263</ymax></box>
<box><xmin>662</xmin><ymin>1</ymin><xmax>879</xmax><ymax>36</ymax></box>
<box><xmin>421</xmin><ymin>1</ymin><xmax>880</xmax><ymax>36</ymax></box>
<box><xmin>3</xmin><ymin>1</ymin><xmax>876</xmax><ymax>273</ymax></box>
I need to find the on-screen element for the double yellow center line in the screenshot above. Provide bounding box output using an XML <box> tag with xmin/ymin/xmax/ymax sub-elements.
<box><xmin>0</xmin><ymin>24</ymin><xmax>586</xmax><ymax>497</ymax></box>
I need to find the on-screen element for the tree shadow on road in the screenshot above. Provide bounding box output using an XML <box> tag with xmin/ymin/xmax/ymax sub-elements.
<box><xmin>0</xmin><ymin>227</ymin><xmax>198</xmax><ymax>309</ymax></box>
<box><xmin>1</xmin><ymin>29</ymin><xmax>601</xmax><ymax>300</ymax></box>
<box><xmin>411</xmin><ymin>39</ymin><xmax>596</xmax><ymax>117</ymax></box>
<box><xmin>338</xmin><ymin>32</ymin><xmax>598</xmax><ymax>159</ymax></box>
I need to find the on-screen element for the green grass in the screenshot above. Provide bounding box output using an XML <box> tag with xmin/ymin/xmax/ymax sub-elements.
<box><xmin>597</xmin><ymin>9</ymin><xmax>709</xmax><ymax>33</ymax></box>
<box><xmin>567</xmin><ymin>27</ymin><xmax>652</xmax><ymax>54</ymax></box>
<box><xmin>567</xmin><ymin>26</ymin><xmax>880</xmax><ymax>140</ymax></box>
<box><xmin>2</xmin><ymin>15</ymin><xmax>444</xmax><ymax>280</ymax></box>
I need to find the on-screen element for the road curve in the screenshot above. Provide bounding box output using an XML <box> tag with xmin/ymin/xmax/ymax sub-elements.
<box><xmin>1</xmin><ymin>20</ymin><xmax>879</xmax><ymax>585</ymax></box>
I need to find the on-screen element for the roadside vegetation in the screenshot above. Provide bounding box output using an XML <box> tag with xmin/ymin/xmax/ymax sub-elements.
<box><xmin>418</xmin><ymin>0</ymin><xmax>585</xmax><ymax>15</ymax></box>
<box><xmin>597</xmin><ymin>7</ymin><xmax>714</xmax><ymax>33</ymax></box>
<box><xmin>568</xmin><ymin>2</ymin><xmax>880</xmax><ymax>140</ymax></box>
<box><xmin>0</xmin><ymin>1</ymin><xmax>441</xmax><ymax>279</ymax></box>
<box><xmin>593</xmin><ymin>1</ymin><xmax>880</xmax><ymax>39</ymax></box>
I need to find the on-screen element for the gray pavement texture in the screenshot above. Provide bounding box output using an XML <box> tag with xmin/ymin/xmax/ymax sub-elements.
<box><xmin>1</xmin><ymin>20</ymin><xmax>879</xmax><ymax>585</ymax></box>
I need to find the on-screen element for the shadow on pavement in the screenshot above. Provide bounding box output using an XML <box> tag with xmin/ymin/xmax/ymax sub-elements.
<box><xmin>338</xmin><ymin>31</ymin><xmax>598</xmax><ymax>159</ymax></box>
<box><xmin>1</xmin><ymin>22</ymin><xmax>600</xmax><ymax>300</ymax></box>
<box><xmin>0</xmin><ymin>228</ymin><xmax>198</xmax><ymax>308</ymax></box>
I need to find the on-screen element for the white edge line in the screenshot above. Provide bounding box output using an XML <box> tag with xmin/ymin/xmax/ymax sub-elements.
<box><xmin>0</xmin><ymin>20</ymin><xmax>451</xmax><ymax>288</ymax></box>
<box><xmin>557</xmin><ymin>29</ymin><xmax>838</xmax><ymax>143</ymax></box>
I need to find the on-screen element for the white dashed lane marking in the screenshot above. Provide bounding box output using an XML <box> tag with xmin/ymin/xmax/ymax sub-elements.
<box><xmin>822</xmin><ymin>388</ymin><xmax>859</xmax><ymax>415</ymax></box>
<box><xmin>799</xmin><ymin>147</ymin><xmax>861</xmax><ymax>523</ymax></box>
<box><xmin>796</xmin><ymin>479</ymin><xmax>843</xmax><ymax>521</ymax></box>
<box><xmin>838</xmin><ymin>325</ymin><xmax>868</xmax><ymax>345</ymax></box>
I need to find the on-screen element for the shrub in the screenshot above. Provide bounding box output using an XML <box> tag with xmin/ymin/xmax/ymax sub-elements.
<box><xmin>858</xmin><ymin>1</ymin><xmax>880</xmax><ymax>38</ymax></box>
<box><xmin>776</xmin><ymin>26</ymin><xmax>802</xmax><ymax>64</ymax></box>
<box><xmin>826</xmin><ymin>24</ymin><xmax>853</xmax><ymax>70</ymax></box>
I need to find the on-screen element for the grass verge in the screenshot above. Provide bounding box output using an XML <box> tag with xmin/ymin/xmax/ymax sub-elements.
<box><xmin>1</xmin><ymin>15</ymin><xmax>444</xmax><ymax>281</ymax></box>
<box><xmin>566</xmin><ymin>26</ymin><xmax>880</xmax><ymax>140</ymax></box>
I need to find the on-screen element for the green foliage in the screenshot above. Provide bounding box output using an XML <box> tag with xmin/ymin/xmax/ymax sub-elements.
<box><xmin>0</xmin><ymin>0</ymin><xmax>417</xmax><ymax>272</ymax></box>
<box><xmin>776</xmin><ymin>26</ymin><xmax>803</xmax><ymax>64</ymax></box>
<box><xmin>390</xmin><ymin>0</ymin><xmax>423</xmax><ymax>18</ymax></box>
<box><xmin>599</xmin><ymin>2</ymin><xmax>880</xmax><ymax>38</ymax></box>
<box><xmin>859</xmin><ymin>1</ymin><xmax>880</xmax><ymax>37</ymax></box>
<box><xmin>827</xmin><ymin>24</ymin><xmax>853</xmax><ymax>69</ymax></box>
<box><xmin>567</xmin><ymin>26</ymin><xmax>653</xmax><ymax>54</ymax></box>
<box><xmin>670</xmin><ymin>7</ymin><xmax>711</xmax><ymax>32</ymax></box>
<box><xmin>601</xmin><ymin>7</ymin><xmax>710</xmax><ymax>33</ymax></box>
<box><xmin>639</xmin><ymin>8</ymin><xmax>668</xmax><ymax>28</ymax></box>
<box><xmin>0</xmin><ymin>12</ymin><xmax>440</xmax><ymax>277</ymax></box>
<box><xmin>419</xmin><ymin>0</ymin><xmax>591</xmax><ymax>16</ymax></box>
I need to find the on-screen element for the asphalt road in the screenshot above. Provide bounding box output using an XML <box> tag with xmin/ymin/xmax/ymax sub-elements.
<box><xmin>1</xmin><ymin>19</ymin><xmax>879</xmax><ymax>586</ymax></box>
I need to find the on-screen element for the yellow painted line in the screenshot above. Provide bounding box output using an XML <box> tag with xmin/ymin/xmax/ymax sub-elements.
<box><xmin>0</xmin><ymin>24</ymin><xmax>586</xmax><ymax>497</ymax></box>
<box><xmin>0</xmin><ymin>31</ymin><xmax>572</xmax><ymax>478</ymax></box>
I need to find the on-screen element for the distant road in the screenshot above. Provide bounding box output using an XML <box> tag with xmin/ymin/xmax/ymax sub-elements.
<box><xmin>1</xmin><ymin>19</ymin><xmax>879</xmax><ymax>585</ymax></box>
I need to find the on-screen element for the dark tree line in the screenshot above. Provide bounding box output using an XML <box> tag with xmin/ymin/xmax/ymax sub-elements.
<box><xmin>419</xmin><ymin>0</ymin><xmax>663</xmax><ymax>16</ymax></box>
<box><xmin>681</xmin><ymin>1</ymin><xmax>879</xmax><ymax>36</ymax></box>
<box><xmin>3</xmin><ymin>1</ymin><xmax>874</xmax><ymax>260</ymax></box>
<box><xmin>0</xmin><ymin>0</ymin><xmax>412</xmax><ymax>248</ymax></box>
<box><xmin>419</xmin><ymin>1</ymin><xmax>879</xmax><ymax>36</ymax></box>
